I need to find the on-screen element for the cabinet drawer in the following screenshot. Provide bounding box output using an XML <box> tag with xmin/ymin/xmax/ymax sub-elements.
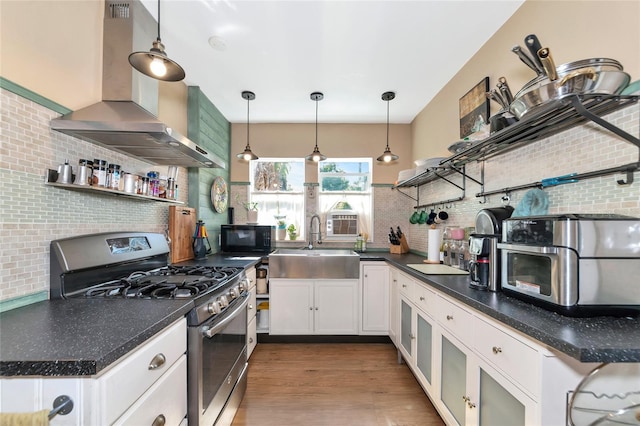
<box><xmin>113</xmin><ymin>355</ymin><xmax>187</xmax><ymax>426</ymax></box>
<box><xmin>413</xmin><ymin>283</ymin><xmax>436</xmax><ymax>316</ymax></box>
<box><xmin>397</xmin><ymin>273</ymin><xmax>414</xmax><ymax>299</ymax></box>
<box><xmin>475</xmin><ymin>317</ymin><xmax>540</xmax><ymax>395</ymax></box>
<box><xmin>247</xmin><ymin>316</ymin><xmax>257</xmax><ymax>358</ymax></box>
<box><xmin>100</xmin><ymin>318</ymin><xmax>186</xmax><ymax>425</ymax></box>
<box><xmin>435</xmin><ymin>295</ymin><xmax>473</xmax><ymax>344</ymax></box>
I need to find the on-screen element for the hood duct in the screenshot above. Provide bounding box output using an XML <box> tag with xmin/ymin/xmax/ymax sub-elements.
<box><xmin>50</xmin><ymin>0</ymin><xmax>225</xmax><ymax>169</ymax></box>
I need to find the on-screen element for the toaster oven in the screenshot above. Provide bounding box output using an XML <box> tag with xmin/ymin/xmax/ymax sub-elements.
<box><xmin>497</xmin><ymin>214</ymin><xmax>640</xmax><ymax>316</ymax></box>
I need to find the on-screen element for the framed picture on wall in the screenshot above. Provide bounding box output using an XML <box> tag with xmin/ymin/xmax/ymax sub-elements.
<box><xmin>459</xmin><ymin>77</ymin><xmax>490</xmax><ymax>139</ymax></box>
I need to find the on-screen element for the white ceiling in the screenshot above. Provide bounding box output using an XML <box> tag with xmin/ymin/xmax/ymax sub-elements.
<box><xmin>141</xmin><ymin>0</ymin><xmax>524</xmax><ymax>124</ymax></box>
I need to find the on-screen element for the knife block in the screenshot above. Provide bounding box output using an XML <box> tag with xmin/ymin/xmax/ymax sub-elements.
<box><xmin>390</xmin><ymin>234</ymin><xmax>409</xmax><ymax>254</ymax></box>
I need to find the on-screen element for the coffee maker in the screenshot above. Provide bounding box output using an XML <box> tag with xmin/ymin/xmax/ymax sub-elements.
<box><xmin>468</xmin><ymin>235</ymin><xmax>499</xmax><ymax>291</ymax></box>
<box><xmin>468</xmin><ymin>206</ymin><xmax>514</xmax><ymax>291</ymax></box>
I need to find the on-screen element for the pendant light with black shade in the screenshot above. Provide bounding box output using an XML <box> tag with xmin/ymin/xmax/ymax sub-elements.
<box><xmin>237</xmin><ymin>91</ymin><xmax>258</xmax><ymax>161</ymax></box>
<box><xmin>377</xmin><ymin>91</ymin><xmax>399</xmax><ymax>163</ymax></box>
<box><xmin>128</xmin><ymin>0</ymin><xmax>186</xmax><ymax>82</ymax></box>
<box><xmin>305</xmin><ymin>92</ymin><xmax>327</xmax><ymax>162</ymax></box>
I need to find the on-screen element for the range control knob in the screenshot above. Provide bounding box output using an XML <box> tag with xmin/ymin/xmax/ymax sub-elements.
<box><xmin>207</xmin><ymin>301</ymin><xmax>221</xmax><ymax>314</ymax></box>
<box><xmin>228</xmin><ymin>286</ymin><xmax>239</xmax><ymax>299</ymax></box>
<box><xmin>218</xmin><ymin>295</ymin><xmax>229</xmax><ymax>308</ymax></box>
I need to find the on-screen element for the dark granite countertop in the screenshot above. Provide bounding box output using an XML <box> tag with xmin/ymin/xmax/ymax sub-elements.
<box><xmin>0</xmin><ymin>255</ymin><xmax>260</xmax><ymax>377</ymax></box>
<box><xmin>0</xmin><ymin>299</ymin><xmax>193</xmax><ymax>377</ymax></box>
<box><xmin>362</xmin><ymin>251</ymin><xmax>640</xmax><ymax>363</ymax></box>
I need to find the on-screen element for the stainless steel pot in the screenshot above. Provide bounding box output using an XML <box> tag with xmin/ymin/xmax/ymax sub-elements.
<box><xmin>509</xmin><ymin>56</ymin><xmax>630</xmax><ymax>119</ymax></box>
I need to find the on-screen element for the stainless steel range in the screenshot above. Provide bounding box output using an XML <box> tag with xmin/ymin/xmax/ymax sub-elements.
<box><xmin>50</xmin><ymin>232</ymin><xmax>250</xmax><ymax>426</ymax></box>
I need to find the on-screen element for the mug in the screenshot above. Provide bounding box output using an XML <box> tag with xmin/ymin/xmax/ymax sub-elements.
<box><xmin>410</xmin><ymin>211</ymin><xmax>419</xmax><ymax>224</ymax></box>
<box><xmin>418</xmin><ymin>210</ymin><xmax>427</xmax><ymax>224</ymax></box>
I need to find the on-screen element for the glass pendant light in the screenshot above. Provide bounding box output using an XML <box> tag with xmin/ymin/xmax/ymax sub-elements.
<box><xmin>377</xmin><ymin>91</ymin><xmax>399</xmax><ymax>163</ymax></box>
<box><xmin>237</xmin><ymin>91</ymin><xmax>258</xmax><ymax>161</ymax></box>
<box><xmin>305</xmin><ymin>92</ymin><xmax>327</xmax><ymax>162</ymax></box>
<box><xmin>128</xmin><ymin>0</ymin><xmax>186</xmax><ymax>82</ymax></box>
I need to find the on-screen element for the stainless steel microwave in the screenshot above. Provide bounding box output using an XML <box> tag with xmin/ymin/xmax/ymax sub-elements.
<box><xmin>220</xmin><ymin>225</ymin><xmax>275</xmax><ymax>253</ymax></box>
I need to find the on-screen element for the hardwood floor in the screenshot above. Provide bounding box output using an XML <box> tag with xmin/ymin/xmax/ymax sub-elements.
<box><xmin>232</xmin><ymin>343</ymin><xmax>445</xmax><ymax>426</ymax></box>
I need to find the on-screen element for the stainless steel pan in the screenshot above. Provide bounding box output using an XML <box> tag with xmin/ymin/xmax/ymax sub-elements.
<box><xmin>509</xmin><ymin>54</ymin><xmax>630</xmax><ymax>120</ymax></box>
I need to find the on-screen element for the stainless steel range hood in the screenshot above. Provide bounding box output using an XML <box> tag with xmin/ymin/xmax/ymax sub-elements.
<box><xmin>50</xmin><ymin>0</ymin><xmax>225</xmax><ymax>169</ymax></box>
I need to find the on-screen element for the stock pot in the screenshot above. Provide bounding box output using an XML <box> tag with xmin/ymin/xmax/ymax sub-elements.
<box><xmin>510</xmin><ymin>57</ymin><xmax>630</xmax><ymax>119</ymax></box>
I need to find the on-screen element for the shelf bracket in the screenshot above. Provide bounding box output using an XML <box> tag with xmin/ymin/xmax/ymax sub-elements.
<box><xmin>569</xmin><ymin>96</ymin><xmax>640</xmax><ymax>151</ymax></box>
<box><xmin>393</xmin><ymin>187</ymin><xmax>417</xmax><ymax>203</ymax></box>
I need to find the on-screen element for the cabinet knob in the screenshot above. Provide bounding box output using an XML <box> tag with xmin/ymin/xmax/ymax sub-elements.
<box><xmin>365</xmin><ymin>274</ymin><xmax>368</xmax><ymax>278</ymax></box>
<box><xmin>309</xmin><ymin>307</ymin><xmax>313</xmax><ymax>311</ymax></box>
<box><xmin>467</xmin><ymin>401</ymin><xmax>477</xmax><ymax>409</ymax></box>
<box><xmin>249</xmin><ymin>337</ymin><xmax>254</xmax><ymax>343</ymax></box>
<box><xmin>393</xmin><ymin>279</ymin><xmax>397</xmax><ymax>283</ymax></box>
<box><xmin>446</xmin><ymin>315</ymin><xmax>454</xmax><ymax>321</ymax></box>
<box><xmin>402</xmin><ymin>284</ymin><xmax>407</xmax><ymax>288</ymax></box>
<box><xmin>419</xmin><ymin>296</ymin><xmax>425</xmax><ymax>301</ymax></box>
<box><xmin>492</xmin><ymin>346</ymin><xmax>502</xmax><ymax>355</ymax></box>
<box><xmin>148</xmin><ymin>353</ymin><xmax>166</xmax><ymax>370</ymax></box>
<box><xmin>410</xmin><ymin>333</ymin><xmax>415</xmax><ymax>340</ymax></box>
<box><xmin>462</xmin><ymin>395</ymin><xmax>470</xmax><ymax>402</ymax></box>
<box><xmin>315</xmin><ymin>307</ymin><xmax>319</xmax><ymax>310</ymax></box>
<box><xmin>249</xmin><ymin>304</ymin><xmax>254</xmax><ymax>310</ymax></box>
<box><xmin>152</xmin><ymin>414</ymin><xmax>166</xmax><ymax>426</ymax></box>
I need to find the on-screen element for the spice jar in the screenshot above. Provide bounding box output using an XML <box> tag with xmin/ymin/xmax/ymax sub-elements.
<box><xmin>93</xmin><ymin>159</ymin><xmax>108</xmax><ymax>187</ymax></box>
<box><xmin>107</xmin><ymin>164</ymin><xmax>121</xmax><ymax>190</ymax></box>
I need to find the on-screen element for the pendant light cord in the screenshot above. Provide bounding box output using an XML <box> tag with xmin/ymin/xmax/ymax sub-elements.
<box><xmin>315</xmin><ymin>99</ymin><xmax>319</xmax><ymax>149</ymax></box>
<box><xmin>246</xmin><ymin>96</ymin><xmax>250</xmax><ymax>148</ymax></box>
<box><xmin>156</xmin><ymin>0</ymin><xmax>161</xmax><ymax>42</ymax></box>
<box><xmin>386</xmin><ymin>99</ymin><xmax>390</xmax><ymax>150</ymax></box>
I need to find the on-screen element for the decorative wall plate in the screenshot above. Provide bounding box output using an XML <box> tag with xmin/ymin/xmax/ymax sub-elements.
<box><xmin>211</xmin><ymin>176</ymin><xmax>228</xmax><ymax>213</ymax></box>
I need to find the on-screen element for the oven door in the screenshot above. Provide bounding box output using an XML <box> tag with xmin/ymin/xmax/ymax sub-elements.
<box><xmin>498</xmin><ymin>244</ymin><xmax>578</xmax><ymax>307</ymax></box>
<box><xmin>188</xmin><ymin>292</ymin><xmax>249</xmax><ymax>426</ymax></box>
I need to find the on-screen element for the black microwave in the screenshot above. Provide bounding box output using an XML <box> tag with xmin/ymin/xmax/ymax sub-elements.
<box><xmin>220</xmin><ymin>225</ymin><xmax>275</xmax><ymax>254</ymax></box>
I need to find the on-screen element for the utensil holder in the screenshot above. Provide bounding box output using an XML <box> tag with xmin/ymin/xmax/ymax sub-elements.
<box><xmin>193</xmin><ymin>237</ymin><xmax>208</xmax><ymax>260</ymax></box>
<box><xmin>390</xmin><ymin>234</ymin><xmax>409</xmax><ymax>254</ymax></box>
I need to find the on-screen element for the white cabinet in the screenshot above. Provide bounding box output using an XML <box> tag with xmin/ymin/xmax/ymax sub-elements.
<box><xmin>388</xmin><ymin>265</ymin><xmax>594</xmax><ymax>426</ymax></box>
<box><xmin>246</xmin><ymin>266</ymin><xmax>258</xmax><ymax>358</ymax></box>
<box><xmin>269</xmin><ymin>279</ymin><xmax>358</xmax><ymax>335</ymax></box>
<box><xmin>389</xmin><ymin>269</ymin><xmax>400</xmax><ymax>345</ymax></box>
<box><xmin>0</xmin><ymin>318</ymin><xmax>187</xmax><ymax>426</ymax></box>
<box><xmin>360</xmin><ymin>262</ymin><xmax>390</xmax><ymax>334</ymax></box>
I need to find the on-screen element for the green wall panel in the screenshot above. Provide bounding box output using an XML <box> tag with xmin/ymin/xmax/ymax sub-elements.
<box><xmin>187</xmin><ymin>86</ymin><xmax>231</xmax><ymax>254</ymax></box>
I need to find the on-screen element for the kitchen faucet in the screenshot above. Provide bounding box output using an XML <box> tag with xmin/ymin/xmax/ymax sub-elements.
<box><xmin>308</xmin><ymin>214</ymin><xmax>322</xmax><ymax>249</ymax></box>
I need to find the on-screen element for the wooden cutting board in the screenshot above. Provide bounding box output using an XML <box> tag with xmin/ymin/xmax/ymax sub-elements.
<box><xmin>406</xmin><ymin>264</ymin><xmax>469</xmax><ymax>275</ymax></box>
<box><xmin>169</xmin><ymin>206</ymin><xmax>196</xmax><ymax>264</ymax></box>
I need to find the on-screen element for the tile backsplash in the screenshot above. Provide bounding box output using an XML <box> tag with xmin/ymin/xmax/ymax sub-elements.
<box><xmin>0</xmin><ymin>89</ymin><xmax>188</xmax><ymax>303</ymax></box>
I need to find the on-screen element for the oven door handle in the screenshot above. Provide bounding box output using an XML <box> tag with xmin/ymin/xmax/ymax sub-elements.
<box><xmin>202</xmin><ymin>293</ymin><xmax>250</xmax><ymax>339</ymax></box>
<box><xmin>497</xmin><ymin>243</ymin><xmax>560</xmax><ymax>254</ymax></box>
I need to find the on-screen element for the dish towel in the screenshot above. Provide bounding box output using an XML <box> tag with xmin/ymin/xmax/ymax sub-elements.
<box><xmin>512</xmin><ymin>189</ymin><xmax>549</xmax><ymax>217</ymax></box>
<box><xmin>0</xmin><ymin>410</ymin><xmax>49</xmax><ymax>426</ymax></box>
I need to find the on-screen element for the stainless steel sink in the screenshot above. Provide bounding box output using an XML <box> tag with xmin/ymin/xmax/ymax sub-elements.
<box><xmin>269</xmin><ymin>249</ymin><xmax>360</xmax><ymax>279</ymax></box>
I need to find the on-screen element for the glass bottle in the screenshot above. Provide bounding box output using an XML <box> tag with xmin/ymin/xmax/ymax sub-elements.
<box><xmin>442</xmin><ymin>228</ymin><xmax>451</xmax><ymax>266</ymax></box>
<box><xmin>449</xmin><ymin>240</ymin><xmax>460</xmax><ymax>268</ymax></box>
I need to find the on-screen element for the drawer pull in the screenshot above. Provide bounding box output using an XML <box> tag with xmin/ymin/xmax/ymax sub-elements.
<box><xmin>402</xmin><ymin>284</ymin><xmax>407</xmax><ymax>288</ymax></box>
<box><xmin>410</xmin><ymin>333</ymin><xmax>416</xmax><ymax>340</ymax></box>
<box><xmin>492</xmin><ymin>346</ymin><xmax>502</xmax><ymax>355</ymax></box>
<box><xmin>446</xmin><ymin>315</ymin><xmax>454</xmax><ymax>321</ymax></box>
<box><xmin>309</xmin><ymin>307</ymin><xmax>313</xmax><ymax>310</ymax></box>
<box><xmin>151</xmin><ymin>414</ymin><xmax>166</xmax><ymax>426</ymax></box>
<box><xmin>249</xmin><ymin>337</ymin><xmax>254</xmax><ymax>344</ymax></box>
<box><xmin>467</xmin><ymin>401</ymin><xmax>477</xmax><ymax>409</ymax></box>
<box><xmin>419</xmin><ymin>296</ymin><xmax>425</xmax><ymax>301</ymax></box>
<box><xmin>462</xmin><ymin>395</ymin><xmax>470</xmax><ymax>402</ymax></box>
<box><xmin>148</xmin><ymin>353</ymin><xmax>166</xmax><ymax>370</ymax></box>
<box><xmin>249</xmin><ymin>304</ymin><xmax>254</xmax><ymax>310</ymax></box>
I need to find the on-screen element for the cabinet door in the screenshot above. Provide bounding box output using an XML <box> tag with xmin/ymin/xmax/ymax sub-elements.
<box><xmin>440</xmin><ymin>333</ymin><xmax>468</xmax><ymax>426</ymax></box>
<box><xmin>389</xmin><ymin>269</ymin><xmax>399</xmax><ymax>345</ymax></box>
<box><xmin>269</xmin><ymin>279</ymin><xmax>314</xmax><ymax>334</ymax></box>
<box><xmin>315</xmin><ymin>280</ymin><xmax>358</xmax><ymax>335</ymax></box>
<box><xmin>400</xmin><ymin>298</ymin><xmax>413</xmax><ymax>360</ymax></box>
<box><xmin>416</xmin><ymin>311</ymin><xmax>434</xmax><ymax>392</ymax></box>
<box><xmin>467</xmin><ymin>357</ymin><xmax>537</xmax><ymax>426</ymax></box>
<box><xmin>361</xmin><ymin>264</ymin><xmax>390</xmax><ymax>333</ymax></box>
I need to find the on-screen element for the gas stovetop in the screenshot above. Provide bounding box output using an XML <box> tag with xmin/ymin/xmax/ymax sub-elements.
<box><xmin>74</xmin><ymin>265</ymin><xmax>244</xmax><ymax>300</ymax></box>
